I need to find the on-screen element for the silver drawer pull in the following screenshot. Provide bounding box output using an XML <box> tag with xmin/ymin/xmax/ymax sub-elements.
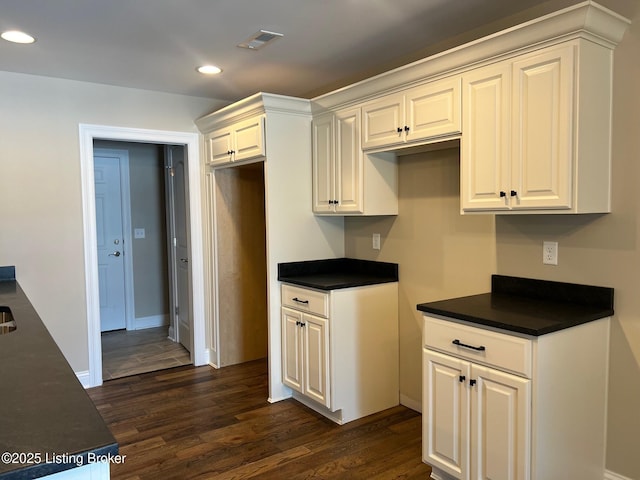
<box><xmin>292</xmin><ymin>297</ymin><xmax>309</xmax><ymax>305</ymax></box>
<box><xmin>452</xmin><ymin>339</ymin><xmax>486</xmax><ymax>352</ymax></box>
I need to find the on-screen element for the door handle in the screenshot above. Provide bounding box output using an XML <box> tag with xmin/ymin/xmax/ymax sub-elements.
<box><xmin>109</xmin><ymin>251</ymin><xmax>121</xmax><ymax>257</ymax></box>
<box><xmin>180</xmin><ymin>258</ymin><xmax>189</xmax><ymax>263</ymax></box>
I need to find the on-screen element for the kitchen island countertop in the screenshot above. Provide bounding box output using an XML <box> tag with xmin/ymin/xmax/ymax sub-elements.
<box><xmin>0</xmin><ymin>268</ymin><xmax>117</xmax><ymax>480</ymax></box>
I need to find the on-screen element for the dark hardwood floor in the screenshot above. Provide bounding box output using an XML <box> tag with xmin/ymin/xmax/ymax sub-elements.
<box><xmin>87</xmin><ymin>358</ymin><xmax>432</xmax><ymax>479</ymax></box>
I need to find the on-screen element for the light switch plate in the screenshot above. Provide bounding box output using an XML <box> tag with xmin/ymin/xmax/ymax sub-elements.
<box><xmin>134</xmin><ymin>228</ymin><xmax>146</xmax><ymax>239</ymax></box>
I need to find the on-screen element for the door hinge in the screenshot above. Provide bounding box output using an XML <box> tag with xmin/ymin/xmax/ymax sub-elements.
<box><xmin>175</xmin><ymin>306</ymin><xmax>179</xmax><ymax>316</ymax></box>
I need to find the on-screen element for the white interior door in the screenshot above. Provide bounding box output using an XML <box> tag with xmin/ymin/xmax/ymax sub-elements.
<box><xmin>166</xmin><ymin>145</ymin><xmax>192</xmax><ymax>352</ymax></box>
<box><xmin>94</xmin><ymin>153</ymin><xmax>126</xmax><ymax>332</ymax></box>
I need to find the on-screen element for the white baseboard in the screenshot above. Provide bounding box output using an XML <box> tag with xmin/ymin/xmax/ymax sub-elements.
<box><xmin>400</xmin><ymin>393</ymin><xmax>422</xmax><ymax>413</ymax></box>
<box><xmin>133</xmin><ymin>314</ymin><xmax>169</xmax><ymax>330</ymax></box>
<box><xmin>605</xmin><ymin>470</ymin><xmax>635</xmax><ymax>480</ymax></box>
<box><xmin>75</xmin><ymin>370</ymin><xmax>91</xmax><ymax>388</ymax></box>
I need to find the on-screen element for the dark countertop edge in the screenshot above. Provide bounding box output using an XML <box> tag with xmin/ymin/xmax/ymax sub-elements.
<box><xmin>416</xmin><ymin>275</ymin><xmax>614</xmax><ymax>337</ymax></box>
<box><xmin>280</xmin><ymin>276</ymin><xmax>399</xmax><ymax>291</ymax></box>
<box><xmin>277</xmin><ymin>258</ymin><xmax>399</xmax><ymax>290</ymax></box>
<box><xmin>0</xmin><ymin>266</ymin><xmax>16</xmax><ymax>282</ymax></box>
<box><xmin>278</xmin><ymin>258</ymin><xmax>398</xmax><ymax>278</ymax></box>
<box><xmin>416</xmin><ymin>301</ymin><xmax>614</xmax><ymax>336</ymax></box>
<box><xmin>0</xmin><ymin>280</ymin><xmax>118</xmax><ymax>479</ymax></box>
<box><xmin>0</xmin><ymin>444</ymin><xmax>119</xmax><ymax>480</ymax></box>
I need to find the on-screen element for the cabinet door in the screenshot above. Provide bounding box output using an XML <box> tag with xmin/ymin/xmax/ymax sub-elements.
<box><xmin>303</xmin><ymin>313</ymin><xmax>331</xmax><ymax>408</ymax></box>
<box><xmin>406</xmin><ymin>77</ymin><xmax>461</xmax><ymax>143</ymax></box>
<box><xmin>281</xmin><ymin>307</ymin><xmax>304</xmax><ymax>393</ymax></box>
<box><xmin>312</xmin><ymin>113</ymin><xmax>336</xmax><ymax>213</ymax></box>
<box><xmin>362</xmin><ymin>93</ymin><xmax>405</xmax><ymax>150</ymax></box>
<box><xmin>423</xmin><ymin>348</ymin><xmax>470</xmax><ymax>480</ymax></box>
<box><xmin>233</xmin><ymin>115</ymin><xmax>265</xmax><ymax>161</ymax></box>
<box><xmin>334</xmin><ymin>108</ymin><xmax>363</xmax><ymax>213</ymax></box>
<box><xmin>470</xmin><ymin>364</ymin><xmax>531</xmax><ymax>480</ymax></box>
<box><xmin>207</xmin><ymin>129</ymin><xmax>233</xmax><ymax>166</ymax></box>
<box><xmin>511</xmin><ymin>45</ymin><xmax>574</xmax><ymax>210</ymax></box>
<box><xmin>461</xmin><ymin>62</ymin><xmax>511</xmax><ymax>211</ymax></box>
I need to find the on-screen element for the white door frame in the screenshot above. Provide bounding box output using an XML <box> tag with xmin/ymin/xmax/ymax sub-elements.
<box><xmin>93</xmin><ymin>148</ymin><xmax>135</xmax><ymax>332</ymax></box>
<box><xmin>79</xmin><ymin>124</ymin><xmax>207</xmax><ymax>387</ymax></box>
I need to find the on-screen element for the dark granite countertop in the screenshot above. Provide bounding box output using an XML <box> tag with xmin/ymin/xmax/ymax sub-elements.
<box><xmin>0</xmin><ymin>267</ymin><xmax>117</xmax><ymax>480</ymax></box>
<box><xmin>417</xmin><ymin>274</ymin><xmax>614</xmax><ymax>336</ymax></box>
<box><xmin>278</xmin><ymin>258</ymin><xmax>398</xmax><ymax>290</ymax></box>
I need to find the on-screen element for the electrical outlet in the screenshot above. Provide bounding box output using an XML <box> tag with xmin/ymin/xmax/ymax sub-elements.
<box><xmin>134</xmin><ymin>228</ymin><xmax>146</xmax><ymax>239</ymax></box>
<box><xmin>543</xmin><ymin>241</ymin><xmax>558</xmax><ymax>265</ymax></box>
<box><xmin>372</xmin><ymin>233</ymin><xmax>381</xmax><ymax>250</ymax></box>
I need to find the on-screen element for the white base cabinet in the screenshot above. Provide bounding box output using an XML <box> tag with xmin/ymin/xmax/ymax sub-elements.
<box><xmin>282</xmin><ymin>282</ymin><xmax>399</xmax><ymax>424</ymax></box>
<box><xmin>423</xmin><ymin>314</ymin><xmax>610</xmax><ymax>480</ymax></box>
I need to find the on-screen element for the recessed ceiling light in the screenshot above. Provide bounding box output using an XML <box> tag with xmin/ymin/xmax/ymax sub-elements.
<box><xmin>1</xmin><ymin>30</ymin><xmax>36</xmax><ymax>44</ymax></box>
<box><xmin>197</xmin><ymin>65</ymin><xmax>222</xmax><ymax>75</ymax></box>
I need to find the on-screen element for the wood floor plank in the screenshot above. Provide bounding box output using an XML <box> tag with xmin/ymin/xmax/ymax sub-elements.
<box><xmin>102</xmin><ymin>326</ymin><xmax>191</xmax><ymax>380</ymax></box>
<box><xmin>87</xmin><ymin>359</ymin><xmax>432</xmax><ymax>479</ymax></box>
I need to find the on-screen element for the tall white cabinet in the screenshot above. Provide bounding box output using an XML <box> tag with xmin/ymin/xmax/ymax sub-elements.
<box><xmin>422</xmin><ymin>314</ymin><xmax>610</xmax><ymax>480</ymax></box>
<box><xmin>196</xmin><ymin>93</ymin><xmax>344</xmax><ymax>401</ymax></box>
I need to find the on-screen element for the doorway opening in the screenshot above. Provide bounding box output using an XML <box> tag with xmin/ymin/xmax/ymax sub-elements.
<box><xmin>93</xmin><ymin>142</ymin><xmax>192</xmax><ymax>380</ymax></box>
<box><xmin>211</xmin><ymin>162</ymin><xmax>268</xmax><ymax>367</ymax></box>
<box><xmin>79</xmin><ymin>124</ymin><xmax>207</xmax><ymax>388</ymax></box>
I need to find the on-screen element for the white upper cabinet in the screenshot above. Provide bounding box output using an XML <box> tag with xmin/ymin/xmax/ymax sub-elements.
<box><xmin>312</xmin><ymin>107</ymin><xmax>397</xmax><ymax>216</ymax></box>
<box><xmin>312</xmin><ymin>2</ymin><xmax>629</xmax><ymax>215</ymax></box>
<box><xmin>312</xmin><ymin>109</ymin><xmax>363</xmax><ymax>214</ymax></box>
<box><xmin>462</xmin><ymin>41</ymin><xmax>613</xmax><ymax>214</ymax></box>
<box><xmin>461</xmin><ymin>62</ymin><xmax>512</xmax><ymax>211</ymax></box>
<box><xmin>205</xmin><ymin>115</ymin><xmax>265</xmax><ymax>167</ymax></box>
<box><xmin>362</xmin><ymin>77</ymin><xmax>461</xmax><ymax>151</ymax></box>
<box><xmin>511</xmin><ymin>45</ymin><xmax>573</xmax><ymax>210</ymax></box>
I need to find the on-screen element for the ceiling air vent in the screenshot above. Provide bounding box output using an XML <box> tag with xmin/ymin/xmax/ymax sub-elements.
<box><xmin>237</xmin><ymin>30</ymin><xmax>283</xmax><ymax>50</ymax></box>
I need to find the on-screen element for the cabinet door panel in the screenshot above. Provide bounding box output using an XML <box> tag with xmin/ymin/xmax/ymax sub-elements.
<box><xmin>407</xmin><ymin>77</ymin><xmax>461</xmax><ymax>142</ymax></box>
<box><xmin>461</xmin><ymin>63</ymin><xmax>511</xmax><ymax>211</ymax></box>
<box><xmin>335</xmin><ymin>109</ymin><xmax>363</xmax><ymax>213</ymax></box>
<box><xmin>312</xmin><ymin>114</ymin><xmax>335</xmax><ymax>213</ymax></box>
<box><xmin>207</xmin><ymin>129</ymin><xmax>233</xmax><ymax>166</ymax></box>
<box><xmin>234</xmin><ymin>116</ymin><xmax>265</xmax><ymax>161</ymax></box>
<box><xmin>362</xmin><ymin>94</ymin><xmax>404</xmax><ymax>149</ymax></box>
<box><xmin>512</xmin><ymin>45</ymin><xmax>573</xmax><ymax>210</ymax></box>
<box><xmin>471</xmin><ymin>365</ymin><xmax>531</xmax><ymax>480</ymax></box>
<box><xmin>423</xmin><ymin>349</ymin><xmax>470</xmax><ymax>480</ymax></box>
<box><xmin>281</xmin><ymin>308</ymin><xmax>304</xmax><ymax>393</ymax></box>
<box><xmin>304</xmin><ymin>314</ymin><xmax>330</xmax><ymax>408</ymax></box>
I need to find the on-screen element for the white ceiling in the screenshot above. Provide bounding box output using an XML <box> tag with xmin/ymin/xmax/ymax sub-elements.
<box><xmin>0</xmin><ymin>0</ymin><xmax>636</xmax><ymax>102</ymax></box>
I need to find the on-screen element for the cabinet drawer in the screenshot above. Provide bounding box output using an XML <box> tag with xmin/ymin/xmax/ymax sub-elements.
<box><xmin>282</xmin><ymin>284</ymin><xmax>329</xmax><ymax>318</ymax></box>
<box><xmin>423</xmin><ymin>314</ymin><xmax>532</xmax><ymax>377</ymax></box>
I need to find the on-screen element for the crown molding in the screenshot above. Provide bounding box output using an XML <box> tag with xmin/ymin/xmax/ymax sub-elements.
<box><xmin>311</xmin><ymin>1</ymin><xmax>631</xmax><ymax>112</ymax></box>
<box><xmin>195</xmin><ymin>92</ymin><xmax>311</xmax><ymax>133</ymax></box>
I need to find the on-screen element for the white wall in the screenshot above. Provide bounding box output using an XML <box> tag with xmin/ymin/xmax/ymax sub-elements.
<box><xmin>0</xmin><ymin>71</ymin><xmax>225</xmax><ymax>371</ymax></box>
